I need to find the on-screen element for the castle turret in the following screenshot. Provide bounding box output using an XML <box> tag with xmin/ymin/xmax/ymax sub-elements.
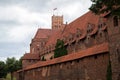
<box><xmin>52</xmin><ymin>15</ymin><xmax>65</xmax><ymax>30</ymax></box>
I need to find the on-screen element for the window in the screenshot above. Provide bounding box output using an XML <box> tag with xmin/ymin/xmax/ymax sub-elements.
<box><xmin>113</xmin><ymin>16</ymin><xmax>119</xmax><ymax>27</ymax></box>
<box><xmin>76</xmin><ymin>28</ymin><xmax>81</xmax><ymax>38</ymax></box>
<box><xmin>100</xmin><ymin>32</ymin><xmax>103</xmax><ymax>37</ymax></box>
<box><xmin>86</xmin><ymin>36</ymin><xmax>90</xmax><ymax>43</ymax></box>
<box><xmin>69</xmin><ymin>34</ymin><xmax>73</xmax><ymax>41</ymax></box>
<box><xmin>76</xmin><ymin>59</ymin><xmax>79</xmax><ymax>63</ymax></box>
<box><xmin>116</xmin><ymin>49</ymin><xmax>120</xmax><ymax>63</ymax></box>
<box><xmin>98</xmin><ymin>23</ymin><xmax>102</xmax><ymax>29</ymax></box>
<box><xmin>92</xmin><ymin>34</ymin><xmax>96</xmax><ymax>39</ymax></box>
<box><xmin>87</xmin><ymin>23</ymin><xmax>94</xmax><ymax>34</ymax></box>
<box><xmin>94</xmin><ymin>55</ymin><xmax>98</xmax><ymax>59</ymax></box>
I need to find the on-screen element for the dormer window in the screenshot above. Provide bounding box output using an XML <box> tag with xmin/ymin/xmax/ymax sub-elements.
<box><xmin>87</xmin><ymin>23</ymin><xmax>94</xmax><ymax>34</ymax></box>
<box><xmin>98</xmin><ymin>17</ymin><xmax>107</xmax><ymax>30</ymax></box>
<box><xmin>113</xmin><ymin>16</ymin><xmax>119</xmax><ymax>27</ymax></box>
<box><xmin>76</xmin><ymin>28</ymin><xmax>82</xmax><ymax>38</ymax></box>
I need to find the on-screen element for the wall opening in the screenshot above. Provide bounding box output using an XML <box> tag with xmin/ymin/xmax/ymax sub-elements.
<box><xmin>113</xmin><ymin>16</ymin><xmax>119</xmax><ymax>27</ymax></box>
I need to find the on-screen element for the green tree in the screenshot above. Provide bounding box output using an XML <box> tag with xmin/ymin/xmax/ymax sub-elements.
<box><xmin>89</xmin><ymin>0</ymin><xmax>120</xmax><ymax>16</ymax></box>
<box><xmin>6</xmin><ymin>57</ymin><xmax>22</xmax><ymax>80</ymax></box>
<box><xmin>54</xmin><ymin>39</ymin><xmax>68</xmax><ymax>58</ymax></box>
<box><xmin>0</xmin><ymin>61</ymin><xmax>7</xmax><ymax>78</ymax></box>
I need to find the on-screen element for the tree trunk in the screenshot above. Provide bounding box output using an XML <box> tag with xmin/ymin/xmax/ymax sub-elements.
<box><xmin>11</xmin><ymin>72</ymin><xmax>13</xmax><ymax>80</ymax></box>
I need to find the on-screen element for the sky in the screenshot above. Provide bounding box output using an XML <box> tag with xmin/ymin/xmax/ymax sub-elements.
<box><xmin>0</xmin><ymin>0</ymin><xmax>92</xmax><ymax>61</ymax></box>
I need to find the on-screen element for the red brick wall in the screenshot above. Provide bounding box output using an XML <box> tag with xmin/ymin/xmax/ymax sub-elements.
<box><xmin>107</xmin><ymin>15</ymin><xmax>120</xmax><ymax>80</ymax></box>
<box><xmin>21</xmin><ymin>52</ymin><xmax>109</xmax><ymax>80</ymax></box>
<box><xmin>22</xmin><ymin>60</ymin><xmax>38</xmax><ymax>68</ymax></box>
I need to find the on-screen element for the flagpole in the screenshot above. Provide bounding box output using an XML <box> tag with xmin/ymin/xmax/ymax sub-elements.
<box><xmin>53</xmin><ymin>8</ymin><xmax>57</xmax><ymax>15</ymax></box>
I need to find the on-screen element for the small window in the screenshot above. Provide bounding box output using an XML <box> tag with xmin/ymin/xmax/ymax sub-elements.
<box><xmin>86</xmin><ymin>36</ymin><xmax>90</xmax><ymax>43</ymax></box>
<box><xmin>94</xmin><ymin>55</ymin><xmax>98</xmax><ymax>59</ymax></box>
<box><xmin>76</xmin><ymin>28</ymin><xmax>81</xmax><ymax>38</ymax></box>
<box><xmin>113</xmin><ymin>16</ymin><xmax>119</xmax><ymax>27</ymax></box>
<box><xmin>117</xmin><ymin>49</ymin><xmax>120</xmax><ymax>63</ymax></box>
<box><xmin>100</xmin><ymin>32</ymin><xmax>103</xmax><ymax>37</ymax></box>
<box><xmin>87</xmin><ymin>23</ymin><xmax>94</xmax><ymax>34</ymax></box>
<box><xmin>92</xmin><ymin>34</ymin><xmax>96</xmax><ymax>39</ymax></box>
<box><xmin>76</xmin><ymin>59</ymin><xmax>79</xmax><ymax>63</ymax></box>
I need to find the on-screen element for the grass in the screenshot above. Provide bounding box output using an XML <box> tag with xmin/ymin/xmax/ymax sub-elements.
<box><xmin>5</xmin><ymin>73</ymin><xmax>16</xmax><ymax>80</ymax></box>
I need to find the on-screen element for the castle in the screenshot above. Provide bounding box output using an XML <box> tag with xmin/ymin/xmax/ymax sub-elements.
<box><xmin>17</xmin><ymin>11</ymin><xmax>120</xmax><ymax>80</ymax></box>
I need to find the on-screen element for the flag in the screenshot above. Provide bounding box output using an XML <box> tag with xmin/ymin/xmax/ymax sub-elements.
<box><xmin>53</xmin><ymin>8</ymin><xmax>57</xmax><ymax>10</ymax></box>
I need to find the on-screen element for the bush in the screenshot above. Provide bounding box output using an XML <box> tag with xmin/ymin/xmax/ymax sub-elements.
<box><xmin>54</xmin><ymin>39</ymin><xmax>68</xmax><ymax>58</ymax></box>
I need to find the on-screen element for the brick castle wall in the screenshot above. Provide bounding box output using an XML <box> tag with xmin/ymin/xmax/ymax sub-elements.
<box><xmin>20</xmin><ymin>52</ymin><xmax>109</xmax><ymax>80</ymax></box>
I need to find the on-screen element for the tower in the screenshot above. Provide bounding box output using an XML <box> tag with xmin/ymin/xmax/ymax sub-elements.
<box><xmin>52</xmin><ymin>15</ymin><xmax>64</xmax><ymax>30</ymax></box>
<box><xmin>106</xmin><ymin>14</ymin><xmax>120</xmax><ymax>80</ymax></box>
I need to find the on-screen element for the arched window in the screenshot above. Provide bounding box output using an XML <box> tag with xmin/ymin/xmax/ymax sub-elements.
<box><xmin>113</xmin><ymin>16</ymin><xmax>119</xmax><ymax>27</ymax></box>
<box><xmin>87</xmin><ymin>23</ymin><xmax>94</xmax><ymax>34</ymax></box>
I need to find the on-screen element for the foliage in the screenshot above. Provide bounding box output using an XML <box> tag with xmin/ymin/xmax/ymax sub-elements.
<box><xmin>0</xmin><ymin>61</ymin><xmax>7</xmax><ymax>78</ymax></box>
<box><xmin>107</xmin><ymin>61</ymin><xmax>112</xmax><ymax>80</ymax></box>
<box><xmin>0</xmin><ymin>57</ymin><xmax>22</xmax><ymax>80</ymax></box>
<box><xmin>89</xmin><ymin>0</ymin><xmax>120</xmax><ymax>16</ymax></box>
<box><xmin>54</xmin><ymin>39</ymin><xmax>68</xmax><ymax>58</ymax></box>
<box><xmin>5</xmin><ymin>57</ymin><xmax>22</xmax><ymax>80</ymax></box>
<box><xmin>6</xmin><ymin>57</ymin><xmax>22</xmax><ymax>73</ymax></box>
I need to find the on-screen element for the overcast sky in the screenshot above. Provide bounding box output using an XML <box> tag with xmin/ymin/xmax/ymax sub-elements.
<box><xmin>0</xmin><ymin>0</ymin><xmax>92</xmax><ymax>61</ymax></box>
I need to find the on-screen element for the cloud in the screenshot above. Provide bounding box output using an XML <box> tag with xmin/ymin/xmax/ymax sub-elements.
<box><xmin>7</xmin><ymin>26</ymin><xmax>36</xmax><ymax>42</ymax></box>
<box><xmin>0</xmin><ymin>5</ymin><xmax>51</xmax><ymax>43</ymax></box>
<box><xmin>0</xmin><ymin>42</ymin><xmax>29</xmax><ymax>61</ymax></box>
<box><xmin>0</xmin><ymin>6</ymin><xmax>50</xmax><ymax>25</ymax></box>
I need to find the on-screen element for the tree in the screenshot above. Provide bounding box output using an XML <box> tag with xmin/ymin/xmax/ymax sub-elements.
<box><xmin>89</xmin><ymin>0</ymin><xmax>120</xmax><ymax>16</ymax></box>
<box><xmin>6</xmin><ymin>57</ymin><xmax>22</xmax><ymax>80</ymax></box>
<box><xmin>54</xmin><ymin>39</ymin><xmax>68</xmax><ymax>58</ymax></box>
<box><xmin>0</xmin><ymin>57</ymin><xmax>22</xmax><ymax>79</ymax></box>
<box><xmin>0</xmin><ymin>61</ymin><xmax>7</xmax><ymax>78</ymax></box>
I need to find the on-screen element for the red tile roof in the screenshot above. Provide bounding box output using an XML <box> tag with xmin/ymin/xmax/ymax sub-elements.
<box><xmin>43</xmin><ymin>11</ymin><xmax>100</xmax><ymax>49</ymax></box>
<box><xmin>22</xmin><ymin>53</ymin><xmax>40</xmax><ymax>60</ymax></box>
<box><xmin>62</xmin><ymin>11</ymin><xmax>99</xmax><ymax>38</ymax></box>
<box><xmin>20</xmin><ymin>42</ymin><xmax>109</xmax><ymax>71</ymax></box>
<box><xmin>44</xmin><ymin>30</ymin><xmax>62</xmax><ymax>47</ymax></box>
<box><xmin>34</xmin><ymin>29</ymin><xmax>53</xmax><ymax>39</ymax></box>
